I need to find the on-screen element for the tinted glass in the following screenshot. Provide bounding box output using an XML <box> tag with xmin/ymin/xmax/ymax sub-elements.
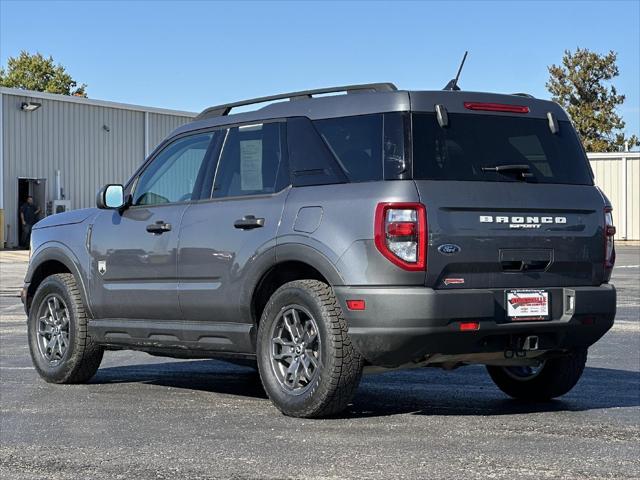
<box><xmin>383</xmin><ymin>113</ymin><xmax>410</xmax><ymax>180</ymax></box>
<box><xmin>213</xmin><ymin>122</ymin><xmax>288</xmax><ymax>198</ymax></box>
<box><xmin>133</xmin><ymin>133</ymin><xmax>214</xmax><ymax>206</ymax></box>
<box><xmin>287</xmin><ymin>117</ymin><xmax>347</xmax><ymax>187</ymax></box>
<box><xmin>313</xmin><ymin>114</ymin><xmax>383</xmax><ymax>182</ymax></box>
<box><xmin>412</xmin><ymin>113</ymin><xmax>593</xmax><ymax>185</ymax></box>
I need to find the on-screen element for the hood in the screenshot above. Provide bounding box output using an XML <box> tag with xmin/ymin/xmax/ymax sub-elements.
<box><xmin>33</xmin><ymin>208</ymin><xmax>97</xmax><ymax>229</ymax></box>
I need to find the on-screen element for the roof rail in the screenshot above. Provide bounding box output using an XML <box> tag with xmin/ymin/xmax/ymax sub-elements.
<box><xmin>512</xmin><ymin>92</ymin><xmax>535</xmax><ymax>98</ymax></box>
<box><xmin>196</xmin><ymin>82</ymin><xmax>398</xmax><ymax>120</ymax></box>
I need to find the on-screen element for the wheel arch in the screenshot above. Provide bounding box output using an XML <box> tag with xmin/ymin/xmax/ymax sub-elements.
<box><xmin>25</xmin><ymin>244</ymin><xmax>91</xmax><ymax>317</ymax></box>
<box><xmin>249</xmin><ymin>244</ymin><xmax>344</xmax><ymax>326</ymax></box>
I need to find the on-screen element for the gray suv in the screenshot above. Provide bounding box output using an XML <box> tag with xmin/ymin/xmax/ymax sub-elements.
<box><xmin>22</xmin><ymin>83</ymin><xmax>617</xmax><ymax>418</ymax></box>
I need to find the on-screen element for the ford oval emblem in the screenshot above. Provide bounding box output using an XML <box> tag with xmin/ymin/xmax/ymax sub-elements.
<box><xmin>438</xmin><ymin>244</ymin><xmax>461</xmax><ymax>255</ymax></box>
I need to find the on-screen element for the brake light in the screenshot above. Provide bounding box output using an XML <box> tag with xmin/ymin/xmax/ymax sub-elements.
<box><xmin>375</xmin><ymin>202</ymin><xmax>427</xmax><ymax>271</ymax></box>
<box><xmin>463</xmin><ymin>102</ymin><xmax>530</xmax><ymax>114</ymax></box>
<box><xmin>604</xmin><ymin>207</ymin><xmax>616</xmax><ymax>272</ymax></box>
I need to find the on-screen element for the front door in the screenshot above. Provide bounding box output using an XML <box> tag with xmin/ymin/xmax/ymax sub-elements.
<box><xmin>89</xmin><ymin>131</ymin><xmax>217</xmax><ymax>320</ymax></box>
<box><xmin>178</xmin><ymin>121</ymin><xmax>290</xmax><ymax>326</ymax></box>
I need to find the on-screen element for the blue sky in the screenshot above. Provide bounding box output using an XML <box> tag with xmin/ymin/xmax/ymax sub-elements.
<box><xmin>1</xmin><ymin>0</ymin><xmax>639</xmax><ymax>138</ymax></box>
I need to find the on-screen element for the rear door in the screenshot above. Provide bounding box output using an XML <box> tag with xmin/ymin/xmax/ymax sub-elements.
<box><xmin>410</xmin><ymin>109</ymin><xmax>607</xmax><ymax>290</ymax></box>
<box><xmin>177</xmin><ymin>121</ymin><xmax>290</xmax><ymax>330</ymax></box>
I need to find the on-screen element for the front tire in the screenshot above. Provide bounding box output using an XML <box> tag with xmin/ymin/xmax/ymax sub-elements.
<box><xmin>487</xmin><ymin>349</ymin><xmax>587</xmax><ymax>401</ymax></box>
<box><xmin>257</xmin><ymin>280</ymin><xmax>364</xmax><ymax>418</ymax></box>
<box><xmin>28</xmin><ymin>273</ymin><xmax>104</xmax><ymax>383</ymax></box>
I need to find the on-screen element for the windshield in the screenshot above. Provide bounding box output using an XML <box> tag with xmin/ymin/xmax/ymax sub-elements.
<box><xmin>412</xmin><ymin>113</ymin><xmax>593</xmax><ymax>185</ymax></box>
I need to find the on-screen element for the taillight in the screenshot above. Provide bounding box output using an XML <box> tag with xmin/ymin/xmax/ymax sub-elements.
<box><xmin>375</xmin><ymin>202</ymin><xmax>427</xmax><ymax>271</ymax></box>
<box><xmin>604</xmin><ymin>207</ymin><xmax>616</xmax><ymax>274</ymax></box>
<box><xmin>463</xmin><ymin>102</ymin><xmax>530</xmax><ymax>114</ymax></box>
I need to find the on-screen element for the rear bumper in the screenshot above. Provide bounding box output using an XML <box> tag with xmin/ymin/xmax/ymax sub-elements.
<box><xmin>334</xmin><ymin>284</ymin><xmax>616</xmax><ymax>367</ymax></box>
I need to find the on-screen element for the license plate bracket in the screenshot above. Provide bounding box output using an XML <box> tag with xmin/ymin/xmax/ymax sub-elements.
<box><xmin>506</xmin><ymin>289</ymin><xmax>549</xmax><ymax>321</ymax></box>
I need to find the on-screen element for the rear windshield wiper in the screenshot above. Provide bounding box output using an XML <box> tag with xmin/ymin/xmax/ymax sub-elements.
<box><xmin>481</xmin><ymin>164</ymin><xmax>533</xmax><ymax>180</ymax></box>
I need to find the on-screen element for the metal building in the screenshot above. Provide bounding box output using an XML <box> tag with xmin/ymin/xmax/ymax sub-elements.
<box><xmin>0</xmin><ymin>87</ymin><xmax>195</xmax><ymax>247</ymax></box>
<box><xmin>588</xmin><ymin>152</ymin><xmax>640</xmax><ymax>241</ymax></box>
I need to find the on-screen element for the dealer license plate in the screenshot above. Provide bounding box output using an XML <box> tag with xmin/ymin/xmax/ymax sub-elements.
<box><xmin>506</xmin><ymin>289</ymin><xmax>549</xmax><ymax>321</ymax></box>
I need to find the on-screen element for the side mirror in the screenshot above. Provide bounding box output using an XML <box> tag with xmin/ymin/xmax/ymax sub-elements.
<box><xmin>96</xmin><ymin>184</ymin><xmax>125</xmax><ymax>209</ymax></box>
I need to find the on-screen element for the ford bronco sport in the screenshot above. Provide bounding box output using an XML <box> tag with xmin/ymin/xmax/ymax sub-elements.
<box><xmin>23</xmin><ymin>83</ymin><xmax>617</xmax><ymax>418</ymax></box>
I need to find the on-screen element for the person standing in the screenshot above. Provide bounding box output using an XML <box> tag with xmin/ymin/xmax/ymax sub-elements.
<box><xmin>20</xmin><ymin>196</ymin><xmax>41</xmax><ymax>248</ymax></box>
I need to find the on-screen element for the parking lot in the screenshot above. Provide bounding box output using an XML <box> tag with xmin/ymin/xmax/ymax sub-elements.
<box><xmin>1</xmin><ymin>246</ymin><xmax>638</xmax><ymax>479</ymax></box>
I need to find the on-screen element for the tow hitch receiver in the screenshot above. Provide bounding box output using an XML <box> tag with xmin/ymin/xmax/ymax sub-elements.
<box><xmin>504</xmin><ymin>335</ymin><xmax>539</xmax><ymax>358</ymax></box>
<box><xmin>521</xmin><ymin>336</ymin><xmax>539</xmax><ymax>351</ymax></box>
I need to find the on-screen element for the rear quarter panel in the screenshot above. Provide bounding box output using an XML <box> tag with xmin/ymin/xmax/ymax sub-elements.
<box><xmin>278</xmin><ymin>181</ymin><xmax>425</xmax><ymax>286</ymax></box>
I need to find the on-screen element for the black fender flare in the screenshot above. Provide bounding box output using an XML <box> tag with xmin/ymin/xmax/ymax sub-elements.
<box><xmin>25</xmin><ymin>242</ymin><xmax>93</xmax><ymax>317</ymax></box>
<box><xmin>275</xmin><ymin>243</ymin><xmax>344</xmax><ymax>286</ymax></box>
<box><xmin>237</xmin><ymin>242</ymin><xmax>345</xmax><ymax>324</ymax></box>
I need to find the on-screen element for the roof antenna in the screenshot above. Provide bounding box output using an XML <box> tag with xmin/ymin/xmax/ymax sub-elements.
<box><xmin>443</xmin><ymin>51</ymin><xmax>468</xmax><ymax>91</ymax></box>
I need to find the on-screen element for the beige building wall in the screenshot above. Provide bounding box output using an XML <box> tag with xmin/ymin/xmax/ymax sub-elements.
<box><xmin>589</xmin><ymin>152</ymin><xmax>640</xmax><ymax>241</ymax></box>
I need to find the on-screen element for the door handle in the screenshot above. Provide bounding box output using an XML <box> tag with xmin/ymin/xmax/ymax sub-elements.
<box><xmin>234</xmin><ymin>215</ymin><xmax>265</xmax><ymax>230</ymax></box>
<box><xmin>146</xmin><ymin>221</ymin><xmax>172</xmax><ymax>234</ymax></box>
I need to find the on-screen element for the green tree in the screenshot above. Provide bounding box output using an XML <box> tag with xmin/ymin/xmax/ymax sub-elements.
<box><xmin>0</xmin><ymin>51</ymin><xmax>87</xmax><ymax>97</ymax></box>
<box><xmin>547</xmin><ymin>48</ymin><xmax>638</xmax><ymax>152</ymax></box>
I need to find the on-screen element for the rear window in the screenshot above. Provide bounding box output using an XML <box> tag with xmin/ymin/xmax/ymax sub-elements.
<box><xmin>412</xmin><ymin>113</ymin><xmax>593</xmax><ymax>185</ymax></box>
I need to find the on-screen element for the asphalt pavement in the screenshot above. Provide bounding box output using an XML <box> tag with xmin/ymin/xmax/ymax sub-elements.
<box><xmin>1</xmin><ymin>246</ymin><xmax>638</xmax><ymax>479</ymax></box>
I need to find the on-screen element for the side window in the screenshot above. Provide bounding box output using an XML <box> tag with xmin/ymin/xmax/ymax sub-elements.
<box><xmin>213</xmin><ymin>122</ymin><xmax>288</xmax><ymax>198</ymax></box>
<box><xmin>133</xmin><ymin>132</ymin><xmax>214</xmax><ymax>206</ymax></box>
<box><xmin>313</xmin><ymin>114</ymin><xmax>383</xmax><ymax>182</ymax></box>
<box><xmin>287</xmin><ymin>117</ymin><xmax>347</xmax><ymax>187</ymax></box>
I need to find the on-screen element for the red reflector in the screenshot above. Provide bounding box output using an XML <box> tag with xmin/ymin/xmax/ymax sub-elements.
<box><xmin>464</xmin><ymin>102</ymin><xmax>529</xmax><ymax>114</ymax></box>
<box><xmin>387</xmin><ymin>221</ymin><xmax>416</xmax><ymax>237</ymax></box>
<box><xmin>581</xmin><ymin>316</ymin><xmax>595</xmax><ymax>325</ymax></box>
<box><xmin>459</xmin><ymin>322</ymin><xmax>480</xmax><ymax>331</ymax></box>
<box><xmin>346</xmin><ymin>300</ymin><xmax>366</xmax><ymax>311</ymax></box>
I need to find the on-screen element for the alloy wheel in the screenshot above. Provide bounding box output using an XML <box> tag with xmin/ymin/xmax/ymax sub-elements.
<box><xmin>269</xmin><ymin>305</ymin><xmax>321</xmax><ymax>394</ymax></box>
<box><xmin>36</xmin><ymin>294</ymin><xmax>70</xmax><ymax>365</ymax></box>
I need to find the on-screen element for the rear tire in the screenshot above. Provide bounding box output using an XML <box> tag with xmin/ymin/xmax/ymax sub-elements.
<box><xmin>257</xmin><ymin>280</ymin><xmax>363</xmax><ymax>418</ymax></box>
<box><xmin>28</xmin><ymin>273</ymin><xmax>104</xmax><ymax>383</ymax></box>
<box><xmin>487</xmin><ymin>348</ymin><xmax>587</xmax><ymax>400</ymax></box>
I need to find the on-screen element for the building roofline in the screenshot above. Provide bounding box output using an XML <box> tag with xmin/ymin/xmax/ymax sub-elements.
<box><xmin>0</xmin><ymin>86</ymin><xmax>197</xmax><ymax>117</ymax></box>
<box><xmin>587</xmin><ymin>152</ymin><xmax>640</xmax><ymax>159</ymax></box>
